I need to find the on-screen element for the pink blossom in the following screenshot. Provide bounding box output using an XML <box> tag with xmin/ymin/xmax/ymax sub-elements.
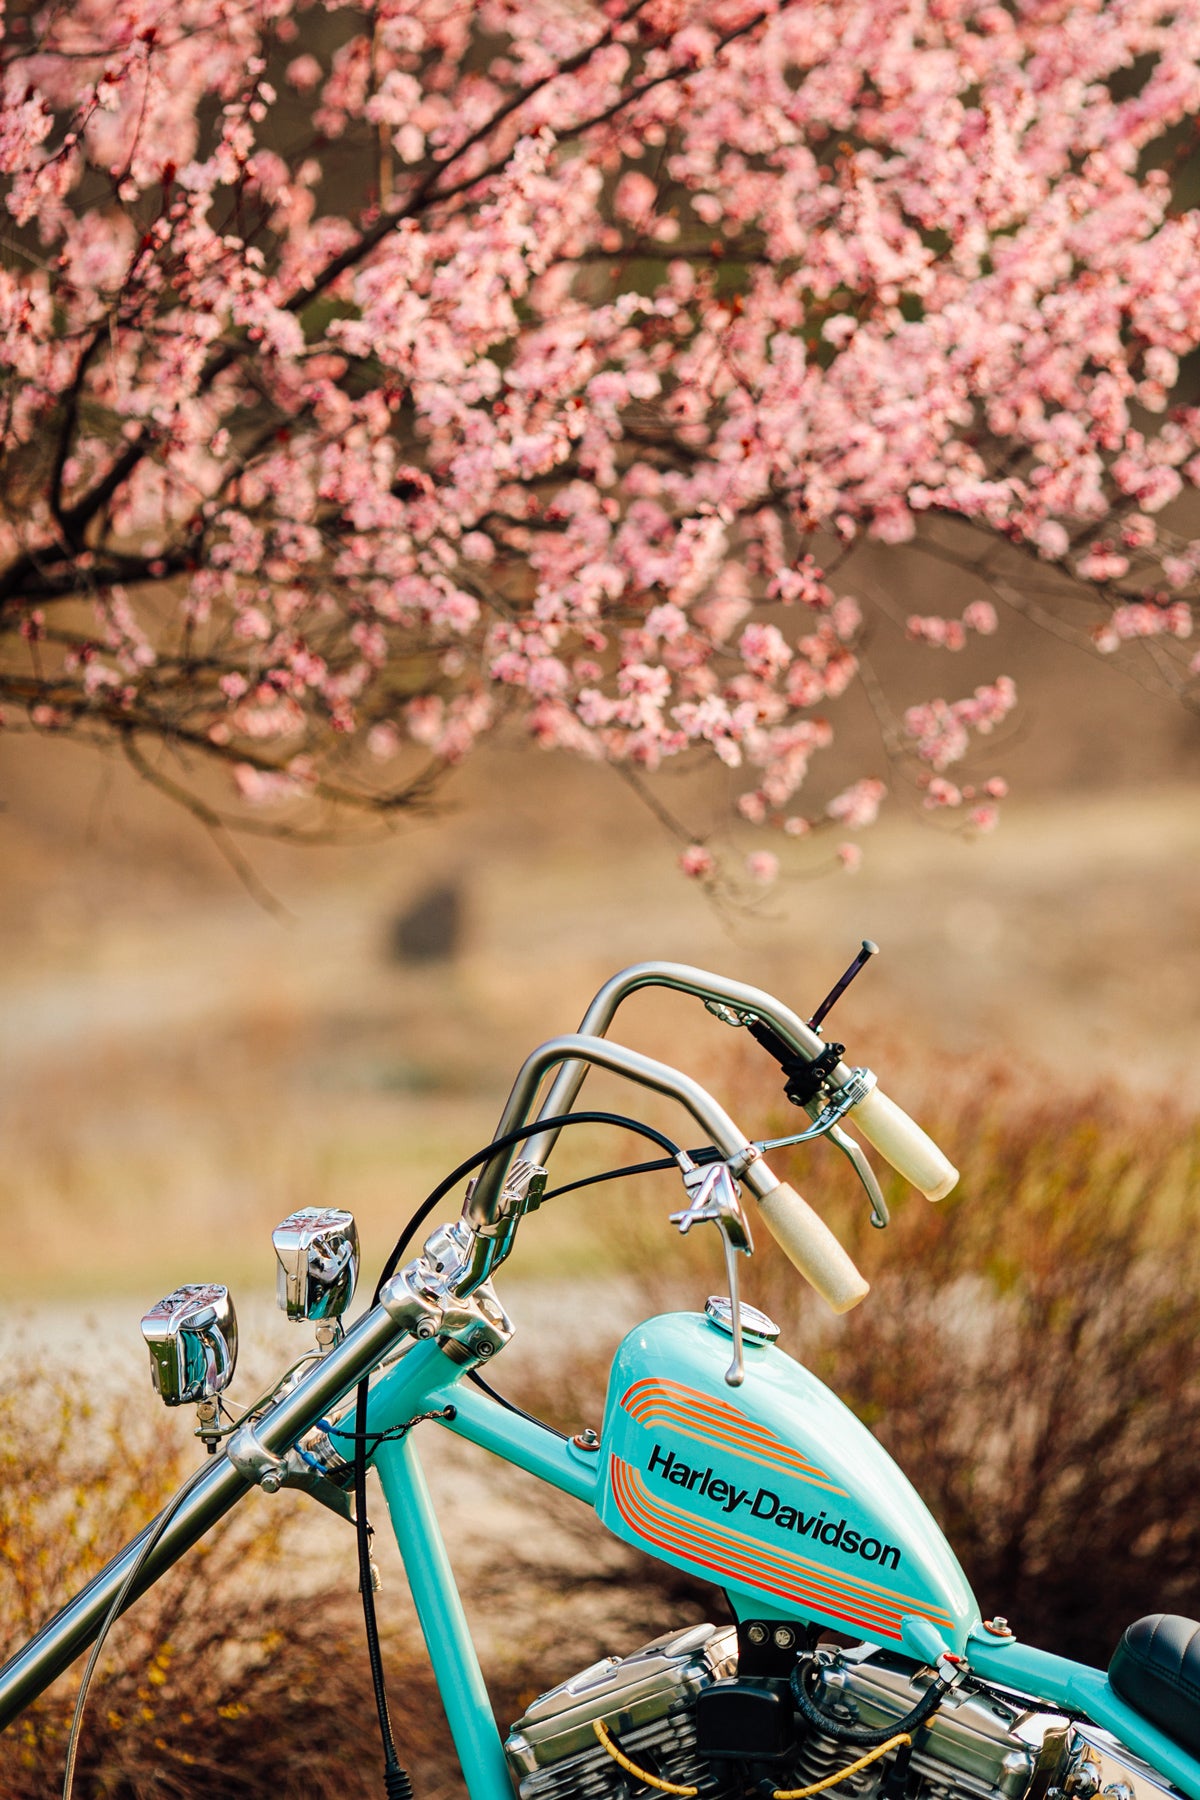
<box><xmin>1034</xmin><ymin>522</ymin><xmax>1071</xmax><ymax>561</ymax></box>
<box><xmin>679</xmin><ymin>844</ymin><xmax>715</xmax><ymax>879</ymax></box>
<box><xmin>0</xmin><ymin>0</ymin><xmax>1196</xmax><ymax>879</ymax></box>
<box><xmin>745</xmin><ymin>851</ymin><xmax>779</xmax><ymax>886</ymax></box>
<box><xmin>234</xmin><ymin>763</ymin><xmax>303</xmax><ymax>805</ymax></box>
<box><xmin>826</xmin><ymin>777</ymin><xmax>886</xmax><ymax>830</ymax></box>
<box><xmin>962</xmin><ymin>600</ymin><xmax>998</xmax><ymax>636</ymax></box>
<box><xmin>1076</xmin><ymin>545</ymin><xmax>1130</xmax><ymax>582</ymax></box>
<box><xmin>693</xmin><ymin>592</ymin><xmax>751</xmax><ymax>643</ymax></box>
<box><xmin>614</xmin><ymin>172</ymin><xmax>657</xmax><ymax>225</ymax></box>
<box><xmin>836</xmin><ymin>843</ymin><xmax>863</xmax><ymax>873</ymax></box>
<box><xmin>286</xmin><ymin>56</ymin><xmax>323</xmax><ymax>93</ymax></box>
<box><xmin>1094</xmin><ymin>601</ymin><xmax>1193</xmax><ymax>653</ymax></box>
<box><xmin>907</xmin><ymin>615</ymin><xmax>967</xmax><ymax>650</ymax></box>
<box><xmin>367</xmin><ymin>722</ymin><xmax>401</xmax><ymax>759</ymax></box>
<box><xmin>822</xmin><ymin>315</ymin><xmax>857</xmax><ymax>349</ymax></box>
<box><xmin>738</xmin><ymin>621</ymin><xmax>792</xmax><ymax>679</ymax></box>
<box><xmin>1120</xmin><ymin>515</ymin><xmax>1156</xmax><ymax>551</ymax></box>
<box><xmin>924</xmin><ymin>777</ymin><xmax>963</xmax><ymax>809</ymax></box>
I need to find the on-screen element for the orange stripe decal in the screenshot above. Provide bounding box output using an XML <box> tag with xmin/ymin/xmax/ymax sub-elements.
<box><xmin>619</xmin><ymin>1379</ymin><xmax>848</xmax><ymax>1495</ymax></box>
<box><xmin>609</xmin><ymin>1457</ymin><xmax>956</xmax><ymax>1640</ymax></box>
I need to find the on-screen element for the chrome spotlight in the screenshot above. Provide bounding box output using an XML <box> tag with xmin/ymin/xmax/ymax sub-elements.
<box><xmin>140</xmin><ymin>1284</ymin><xmax>239</xmax><ymax>1406</ymax></box>
<box><xmin>272</xmin><ymin>1208</ymin><xmax>359</xmax><ymax>1327</ymax></box>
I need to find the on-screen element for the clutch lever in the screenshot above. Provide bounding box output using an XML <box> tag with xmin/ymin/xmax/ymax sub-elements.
<box><xmin>826</xmin><ymin>1123</ymin><xmax>889</xmax><ymax>1229</ymax></box>
<box><xmin>670</xmin><ymin>1162</ymin><xmax>753</xmax><ymax>1388</ymax></box>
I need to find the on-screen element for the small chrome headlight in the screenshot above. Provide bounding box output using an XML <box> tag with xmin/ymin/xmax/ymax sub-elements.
<box><xmin>140</xmin><ymin>1284</ymin><xmax>239</xmax><ymax>1406</ymax></box>
<box><xmin>272</xmin><ymin>1208</ymin><xmax>359</xmax><ymax>1323</ymax></box>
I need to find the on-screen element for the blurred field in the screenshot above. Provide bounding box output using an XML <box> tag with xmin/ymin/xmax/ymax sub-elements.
<box><xmin>2</xmin><ymin>695</ymin><xmax>1200</xmax><ymax>1311</ymax></box>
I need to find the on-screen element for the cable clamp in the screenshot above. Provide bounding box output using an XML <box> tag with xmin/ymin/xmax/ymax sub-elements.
<box><xmin>725</xmin><ymin>1141</ymin><xmax>762</xmax><ymax>1179</ymax></box>
<box><xmin>378</xmin><ymin>1264</ymin><xmax>446</xmax><ymax>1338</ymax></box>
<box><xmin>226</xmin><ymin>1421</ymin><xmax>290</xmax><ymax>1495</ymax></box>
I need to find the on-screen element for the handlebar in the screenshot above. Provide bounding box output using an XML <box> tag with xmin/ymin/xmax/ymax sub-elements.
<box><xmin>0</xmin><ymin>954</ymin><xmax>951</xmax><ymax>1738</ymax></box>
<box><xmin>757</xmin><ymin>1184</ymin><xmax>869</xmax><ymax>1313</ymax></box>
<box><xmin>851</xmin><ymin>1086</ymin><xmax>957</xmax><ymax>1201</ymax></box>
<box><xmin>461</xmin><ymin>1031</ymin><xmax>870</xmax><ymax>1313</ymax></box>
<box><xmin>516</xmin><ymin>961</ymin><xmax>958</xmax><ymax>1202</ymax></box>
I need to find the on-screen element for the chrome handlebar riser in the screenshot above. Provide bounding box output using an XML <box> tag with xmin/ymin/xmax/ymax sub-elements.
<box><xmin>226</xmin><ymin>1422</ymin><xmax>357</xmax><ymax>1521</ymax></box>
<box><xmin>226</xmin><ymin>1421</ymin><xmax>291</xmax><ymax>1494</ymax></box>
<box><xmin>379</xmin><ymin>1264</ymin><xmax>447</xmax><ymax>1337</ymax></box>
<box><xmin>464</xmin><ymin>1031</ymin><xmax>783</xmax><ymax>1289</ymax></box>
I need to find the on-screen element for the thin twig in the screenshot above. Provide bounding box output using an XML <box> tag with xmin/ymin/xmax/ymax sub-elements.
<box><xmin>120</xmin><ymin>730</ymin><xmax>296</xmax><ymax>922</ymax></box>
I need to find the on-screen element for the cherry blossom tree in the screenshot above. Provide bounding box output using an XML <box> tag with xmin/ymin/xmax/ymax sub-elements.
<box><xmin>2</xmin><ymin>0</ymin><xmax>1200</xmax><ymax>887</ymax></box>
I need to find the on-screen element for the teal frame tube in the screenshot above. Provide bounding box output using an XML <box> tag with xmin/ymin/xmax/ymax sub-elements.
<box><xmin>356</xmin><ymin>1340</ymin><xmax>601</xmax><ymax>1800</ymax></box>
<box><xmin>968</xmin><ymin>1633</ymin><xmax>1200</xmax><ymax>1800</ymax></box>
<box><xmin>433</xmin><ymin>1375</ymin><xmax>600</xmax><ymax>1505</ymax></box>
<box><xmin>374</xmin><ymin>1431</ymin><xmax>515</xmax><ymax>1800</ymax></box>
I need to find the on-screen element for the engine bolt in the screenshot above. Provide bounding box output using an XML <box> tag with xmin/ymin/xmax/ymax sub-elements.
<box><xmin>747</xmin><ymin>1623</ymin><xmax>770</xmax><ymax>1646</ymax></box>
<box><xmin>773</xmin><ymin>1626</ymin><xmax>797</xmax><ymax>1650</ymax></box>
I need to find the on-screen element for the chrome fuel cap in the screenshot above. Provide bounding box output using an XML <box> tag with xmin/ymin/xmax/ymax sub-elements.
<box><xmin>704</xmin><ymin>1296</ymin><xmax>780</xmax><ymax>1344</ymax></box>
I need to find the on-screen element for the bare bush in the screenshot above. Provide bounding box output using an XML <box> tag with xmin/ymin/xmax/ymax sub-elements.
<box><xmin>0</xmin><ymin>1369</ymin><xmax>483</xmax><ymax>1799</ymax></box>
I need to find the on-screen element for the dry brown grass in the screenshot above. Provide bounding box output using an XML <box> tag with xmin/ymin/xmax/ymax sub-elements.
<box><xmin>0</xmin><ymin>1368</ymin><xmax>528</xmax><ymax>1800</ymax></box>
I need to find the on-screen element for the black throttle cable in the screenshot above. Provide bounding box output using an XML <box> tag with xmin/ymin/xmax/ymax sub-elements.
<box><xmin>354</xmin><ymin>1108</ymin><xmax>698</xmax><ymax>1799</ymax></box>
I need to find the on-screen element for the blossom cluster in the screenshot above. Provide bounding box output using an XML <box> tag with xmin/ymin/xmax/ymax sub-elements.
<box><xmin>2</xmin><ymin>0</ymin><xmax>1200</xmax><ymax>879</ymax></box>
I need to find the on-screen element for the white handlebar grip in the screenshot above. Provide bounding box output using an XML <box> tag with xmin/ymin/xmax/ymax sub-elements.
<box><xmin>756</xmin><ymin>1183</ymin><xmax>869</xmax><ymax>1314</ymax></box>
<box><xmin>851</xmin><ymin>1086</ymin><xmax>958</xmax><ymax>1200</ymax></box>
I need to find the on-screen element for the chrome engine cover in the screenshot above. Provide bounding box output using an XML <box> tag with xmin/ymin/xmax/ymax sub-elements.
<box><xmin>1060</xmin><ymin>1723</ymin><xmax>1186</xmax><ymax>1800</ymax></box>
<box><xmin>505</xmin><ymin>1622</ymin><xmax>737</xmax><ymax>1800</ymax></box>
<box><xmin>504</xmin><ymin>1627</ymin><xmax>1184</xmax><ymax>1800</ymax></box>
<box><xmin>804</xmin><ymin>1646</ymin><xmax>1072</xmax><ymax>1800</ymax></box>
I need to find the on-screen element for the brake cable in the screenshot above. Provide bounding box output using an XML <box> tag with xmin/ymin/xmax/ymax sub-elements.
<box><xmin>790</xmin><ymin>1651</ymin><xmax>966</xmax><ymax>1745</ymax></box>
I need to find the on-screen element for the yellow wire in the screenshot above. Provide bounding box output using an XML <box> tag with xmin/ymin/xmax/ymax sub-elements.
<box><xmin>591</xmin><ymin>1716</ymin><xmax>912</xmax><ymax>1800</ymax></box>
<box><xmin>592</xmin><ymin>1719</ymin><xmax>699</xmax><ymax>1795</ymax></box>
<box><xmin>772</xmin><ymin>1730</ymin><xmax>913</xmax><ymax>1798</ymax></box>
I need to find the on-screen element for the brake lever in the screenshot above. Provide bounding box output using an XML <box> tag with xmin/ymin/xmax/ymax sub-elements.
<box><xmin>751</xmin><ymin>1074</ymin><xmax>889</xmax><ymax>1229</ymax></box>
<box><xmin>826</xmin><ymin>1123</ymin><xmax>889</xmax><ymax>1229</ymax></box>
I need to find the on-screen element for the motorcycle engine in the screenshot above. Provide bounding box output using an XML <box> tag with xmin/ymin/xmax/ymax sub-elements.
<box><xmin>504</xmin><ymin>1624</ymin><xmax>1079</xmax><ymax>1800</ymax></box>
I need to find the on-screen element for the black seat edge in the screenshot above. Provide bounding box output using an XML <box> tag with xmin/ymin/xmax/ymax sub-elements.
<box><xmin>1109</xmin><ymin>1614</ymin><xmax>1200</xmax><ymax>1758</ymax></box>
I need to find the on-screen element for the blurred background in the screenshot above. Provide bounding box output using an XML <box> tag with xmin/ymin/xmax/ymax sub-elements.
<box><xmin>2</xmin><ymin>595</ymin><xmax>1198</xmax><ymax>1305</ymax></box>
<box><xmin>2</xmin><ymin>603</ymin><xmax>1200</xmax><ymax>1800</ymax></box>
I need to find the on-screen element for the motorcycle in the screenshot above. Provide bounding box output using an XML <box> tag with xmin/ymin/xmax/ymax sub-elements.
<box><xmin>1</xmin><ymin>953</ymin><xmax>1196</xmax><ymax>1800</ymax></box>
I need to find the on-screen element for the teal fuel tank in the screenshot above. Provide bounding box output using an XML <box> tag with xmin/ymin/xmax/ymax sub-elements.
<box><xmin>595</xmin><ymin>1312</ymin><xmax>980</xmax><ymax>1654</ymax></box>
